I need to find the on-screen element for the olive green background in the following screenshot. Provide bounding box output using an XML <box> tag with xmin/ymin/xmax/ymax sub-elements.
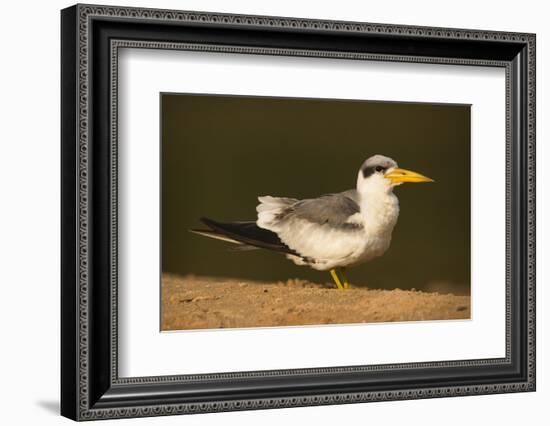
<box><xmin>162</xmin><ymin>94</ymin><xmax>470</xmax><ymax>295</ymax></box>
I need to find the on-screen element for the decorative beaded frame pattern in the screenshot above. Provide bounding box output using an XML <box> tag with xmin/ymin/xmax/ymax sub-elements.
<box><xmin>70</xmin><ymin>4</ymin><xmax>535</xmax><ymax>420</ymax></box>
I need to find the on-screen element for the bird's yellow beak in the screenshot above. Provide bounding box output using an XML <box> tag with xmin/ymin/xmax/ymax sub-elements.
<box><xmin>385</xmin><ymin>167</ymin><xmax>434</xmax><ymax>184</ymax></box>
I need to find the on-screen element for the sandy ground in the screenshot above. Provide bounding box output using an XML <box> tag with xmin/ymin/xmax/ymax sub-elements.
<box><xmin>161</xmin><ymin>273</ymin><xmax>470</xmax><ymax>331</ymax></box>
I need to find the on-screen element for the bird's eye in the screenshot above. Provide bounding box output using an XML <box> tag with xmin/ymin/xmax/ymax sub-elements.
<box><xmin>375</xmin><ymin>166</ymin><xmax>384</xmax><ymax>172</ymax></box>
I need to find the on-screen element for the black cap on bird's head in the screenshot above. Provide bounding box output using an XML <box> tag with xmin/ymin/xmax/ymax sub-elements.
<box><xmin>358</xmin><ymin>154</ymin><xmax>434</xmax><ymax>189</ymax></box>
<box><xmin>360</xmin><ymin>155</ymin><xmax>398</xmax><ymax>179</ymax></box>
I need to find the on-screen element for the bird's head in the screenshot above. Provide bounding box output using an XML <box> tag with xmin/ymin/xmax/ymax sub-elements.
<box><xmin>357</xmin><ymin>154</ymin><xmax>434</xmax><ymax>194</ymax></box>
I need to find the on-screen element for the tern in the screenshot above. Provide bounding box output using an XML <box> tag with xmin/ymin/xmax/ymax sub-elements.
<box><xmin>191</xmin><ymin>155</ymin><xmax>433</xmax><ymax>290</ymax></box>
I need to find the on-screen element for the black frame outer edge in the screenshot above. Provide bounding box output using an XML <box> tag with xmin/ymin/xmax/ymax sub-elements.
<box><xmin>61</xmin><ymin>4</ymin><xmax>534</xmax><ymax>420</ymax></box>
<box><xmin>61</xmin><ymin>4</ymin><xmax>78</xmax><ymax>421</ymax></box>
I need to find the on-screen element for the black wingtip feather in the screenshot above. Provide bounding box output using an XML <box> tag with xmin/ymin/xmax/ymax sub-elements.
<box><xmin>200</xmin><ymin>217</ymin><xmax>219</xmax><ymax>229</ymax></box>
<box><xmin>197</xmin><ymin>217</ymin><xmax>298</xmax><ymax>256</ymax></box>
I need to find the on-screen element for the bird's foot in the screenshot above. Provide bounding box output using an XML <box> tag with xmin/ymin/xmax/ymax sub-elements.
<box><xmin>340</xmin><ymin>269</ymin><xmax>351</xmax><ymax>290</ymax></box>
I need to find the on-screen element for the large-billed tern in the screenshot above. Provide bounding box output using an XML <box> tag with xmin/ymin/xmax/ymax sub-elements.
<box><xmin>191</xmin><ymin>155</ymin><xmax>433</xmax><ymax>290</ymax></box>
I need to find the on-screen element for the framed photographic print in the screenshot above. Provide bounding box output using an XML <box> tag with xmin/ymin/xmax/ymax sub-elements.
<box><xmin>61</xmin><ymin>4</ymin><xmax>536</xmax><ymax>421</ymax></box>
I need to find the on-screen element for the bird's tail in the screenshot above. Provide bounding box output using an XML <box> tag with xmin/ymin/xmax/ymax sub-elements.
<box><xmin>190</xmin><ymin>217</ymin><xmax>297</xmax><ymax>256</ymax></box>
<box><xmin>189</xmin><ymin>227</ymin><xmax>258</xmax><ymax>251</ymax></box>
<box><xmin>189</xmin><ymin>228</ymin><xmax>244</xmax><ymax>245</ymax></box>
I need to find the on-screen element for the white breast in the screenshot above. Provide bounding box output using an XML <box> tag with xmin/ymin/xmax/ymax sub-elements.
<box><xmin>344</xmin><ymin>191</ymin><xmax>399</xmax><ymax>267</ymax></box>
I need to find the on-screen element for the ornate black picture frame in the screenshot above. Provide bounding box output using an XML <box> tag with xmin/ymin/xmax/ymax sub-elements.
<box><xmin>61</xmin><ymin>4</ymin><xmax>536</xmax><ymax>421</ymax></box>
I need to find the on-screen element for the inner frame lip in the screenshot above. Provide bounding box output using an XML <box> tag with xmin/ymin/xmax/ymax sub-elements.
<box><xmin>111</xmin><ymin>41</ymin><xmax>508</xmax><ymax>383</ymax></box>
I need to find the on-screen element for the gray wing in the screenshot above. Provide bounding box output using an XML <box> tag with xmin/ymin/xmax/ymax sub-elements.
<box><xmin>289</xmin><ymin>191</ymin><xmax>360</xmax><ymax>228</ymax></box>
<box><xmin>266</xmin><ymin>190</ymin><xmax>359</xmax><ymax>228</ymax></box>
<box><xmin>340</xmin><ymin>189</ymin><xmax>360</xmax><ymax>205</ymax></box>
<box><xmin>256</xmin><ymin>190</ymin><xmax>361</xmax><ymax>231</ymax></box>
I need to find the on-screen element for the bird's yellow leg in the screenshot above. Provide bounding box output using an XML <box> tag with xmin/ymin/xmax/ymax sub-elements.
<box><xmin>339</xmin><ymin>268</ymin><xmax>350</xmax><ymax>289</ymax></box>
<box><xmin>330</xmin><ymin>269</ymin><xmax>344</xmax><ymax>290</ymax></box>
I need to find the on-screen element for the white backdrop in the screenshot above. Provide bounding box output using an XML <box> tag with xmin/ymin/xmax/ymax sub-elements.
<box><xmin>119</xmin><ymin>50</ymin><xmax>506</xmax><ymax>377</ymax></box>
<box><xmin>0</xmin><ymin>0</ymin><xmax>547</xmax><ymax>425</ymax></box>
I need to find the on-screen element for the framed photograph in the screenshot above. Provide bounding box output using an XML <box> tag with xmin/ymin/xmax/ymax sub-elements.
<box><xmin>61</xmin><ymin>4</ymin><xmax>536</xmax><ymax>421</ymax></box>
